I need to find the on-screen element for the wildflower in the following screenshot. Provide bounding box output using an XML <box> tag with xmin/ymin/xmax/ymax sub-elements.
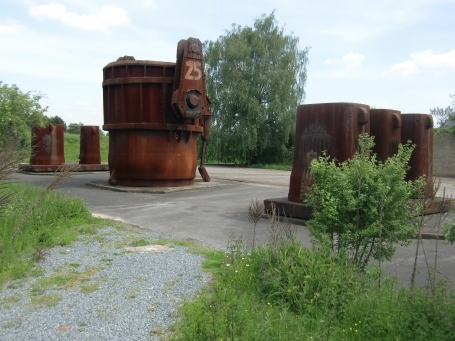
<box><xmin>226</xmin><ymin>263</ymin><xmax>230</xmax><ymax>267</ymax></box>
<box><xmin>246</xmin><ymin>264</ymin><xmax>249</xmax><ymax>267</ymax></box>
<box><xmin>235</xmin><ymin>270</ymin><xmax>238</xmax><ymax>273</ymax></box>
<box><xmin>267</xmin><ymin>302</ymin><xmax>271</xmax><ymax>305</ymax></box>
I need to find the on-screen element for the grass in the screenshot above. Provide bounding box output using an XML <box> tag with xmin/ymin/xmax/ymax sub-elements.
<box><xmin>29</xmin><ymin>293</ymin><xmax>63</xmax><ymax>307</ymax></box>
<box><xmin>248</xmin><ymin>162</ymin><xmax>292</xmax><ymax>170</ymax></box>
<box><xmin>64</xmin><ymin>132</ymin><xmax>109</xmax><ymax>162</ymax></box>
<box><xmin>164</xmin><ymin>234</ymin><xmax>455</xmax><ymax>341</ymax></box>
<box><xmin>31</xmin><ymin>265</ymin><xmax>103</xmax><ymax>292</ymax></box>
<box><xmin>0</xmin><ymin>182</ymin><xmax>108</xmax><ymax>285</ymax></box>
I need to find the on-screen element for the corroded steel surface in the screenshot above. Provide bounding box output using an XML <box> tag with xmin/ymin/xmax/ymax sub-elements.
<box><xmin>79</xmin><ymin>126</ymin><xmax>101</xmax><ymax>164</ymax></box>
<box><xmin>30</xmin><ymin>124</ymin><xmax>65</xmax><ymax>165</ymax></box>
<box><xmin>288</xmin><ymin>103</ymin><xmax>370</xmax><ymax>202</ymax></box>
<box><xmin>370</xmin><ymin>109</ymin><xmax>401</xmax><ymax>162</ymax></box>
<box><xmin>107</xmin><ymin>129</ymin><xmax>198</xmax><ymax>187</ymax></box>
<box><xmin>102</xmin><ymin>38</ymin><xmax>211</xmax><ymax>187</ymax></box>
<box><xmin>401</xmin><ymin>113</ymin><xmax>434</xmax><ymax>197</ymax></box>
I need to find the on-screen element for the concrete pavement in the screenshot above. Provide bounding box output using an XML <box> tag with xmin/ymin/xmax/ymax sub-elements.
<box><xmin>14</xmin><ymin>165</ymin><xmax>455</xmax><ymax>287</ymax></box>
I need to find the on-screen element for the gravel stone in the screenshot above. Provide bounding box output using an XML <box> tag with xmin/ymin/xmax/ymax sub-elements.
<box><xmin>0</xmin><ymin>226</ymin><xmax>210</xmax><ymax>341</ymax></box>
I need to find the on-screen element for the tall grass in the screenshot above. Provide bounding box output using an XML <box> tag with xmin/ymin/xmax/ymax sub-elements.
<box><xmin>167</xmin><ymin>231</ymin><xmax>455</xmax><ymax>340</ymax></box>
<box><xmin>0</xmin><ymin>183</ymin><xmax>101</xmax><ymax>285</ymax></box>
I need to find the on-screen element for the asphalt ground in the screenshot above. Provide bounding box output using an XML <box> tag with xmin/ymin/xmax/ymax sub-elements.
<box><xmin>13</xmin><ymin>165</ymin><xmax>455</xmax><ymax>287</ymax></box>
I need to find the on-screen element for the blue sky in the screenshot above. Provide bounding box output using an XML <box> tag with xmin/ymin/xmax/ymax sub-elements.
<box><xmin>1</xmin><ymin>0</ymin><xmax>454</xmax><ymax>128</ymax></box>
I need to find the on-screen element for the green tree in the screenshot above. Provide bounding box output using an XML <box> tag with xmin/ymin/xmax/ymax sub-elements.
<box><xmin>47</xmin><ymin>115</ymin><xmax>67</xmax><ymax>131</ymax></box>
<box><xmin>305</xmin><ymin>134</ymin><xmax>417</xmax><ymax>268</ymax></box>
<box><xmin>67</xmin><ymin>122</ymin><xmax>83</xmax><ymax>134</ymax></box>
<box><xmin>0</xmin><ymin>81</ymin><xmax>48</xmax><ymax>148</ymax></box>
<box><xmin>431</xmin><ymin>93</ymin><xmax>455</xmax><ymax>133</ymax></box>
<box><xmin>203</xmin><ymin>12</ymin><xmax>309</xmax><ymax>165</ymax></box>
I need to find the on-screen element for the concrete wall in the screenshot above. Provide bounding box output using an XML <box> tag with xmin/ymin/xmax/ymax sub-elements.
<box><xmin>433</xmin><ymin>133</ymin><xmax>455</xmax><ymax>177</ymax></box>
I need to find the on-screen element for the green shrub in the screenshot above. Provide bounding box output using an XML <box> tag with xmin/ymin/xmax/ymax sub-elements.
<box><xmin>305</xmin><ymin>134</ymin><xmax>416</xmax><ymax>268</ymax></box>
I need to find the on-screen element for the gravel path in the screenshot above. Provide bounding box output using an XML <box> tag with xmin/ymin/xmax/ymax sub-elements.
<box><xmin>0</xmin><ymin>226</ymin><xmax>210</xmax><ymax>341</ymax></box>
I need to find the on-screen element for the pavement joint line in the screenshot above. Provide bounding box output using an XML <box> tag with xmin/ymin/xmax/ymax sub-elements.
<box><xmin>85</xmin><ymin>179</ymin><xmax>231</xmax><ymax>194</ymax></box>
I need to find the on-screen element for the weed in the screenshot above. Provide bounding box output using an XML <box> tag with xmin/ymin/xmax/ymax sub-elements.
<box><xmin>80</xmin><ymin>283</ymin><xmax>99</xmax><ymax>294</ymax></box>
<box><xmin>126</xmin><ymin>287</ymin><xmax>140</xmax><ymax>299</ymax></box>
<box><xmin>148</xmin><ymin>302</ymin><xmax>162</xmax><ymax>312</ymax></box>
<box><xmin>0</xmin><ymin>294</ymin><xmax>21</xmax><ymax>308</ymax></box>
<box><xmin>130</xmin><ymin>238</ymin><xmax>149</xmax><ymax>247</ymax></box>
<box><xmin>29</xmin><ymin>293</ymin><xmax>63</xmax><ymax>307</ymax></box>
<box><xmin>30</xmin><ymin>265</ymin><xmax>103</xmax><ymax>292</ymax></box>
<box><xmin>1</xmin><ymin>317</ymin><xmax>23</xmax><ymax>329</ymax></box>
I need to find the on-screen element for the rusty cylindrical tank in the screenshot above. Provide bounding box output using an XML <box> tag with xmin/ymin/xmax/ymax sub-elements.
<box><xmin>30</xmin><ymin>124</ymin><xmax>65</xmax><ymax>165</ymax></box>
<box><xmin>288</xmin><ymin>103</ymin><xmax>370</xmax><ymax>202</ymax></box>
<box><xmin>401</xmin><ymin>113</ymin><xmax>434</xmax><ymax>197</ymax></box>
<box><xmin>369</xmin><ymin>109</ymin><xmax>401</xmax><ymax>162</ymax></box>
<box><xmin>102</xmin><ymin>38</ymin><xmax>211</xmax><ymax>186</ymax></box>
<box><xmin>79</xmin><ymin>126</ymin><xmax>101</xmax><ymax>164</ymax></box>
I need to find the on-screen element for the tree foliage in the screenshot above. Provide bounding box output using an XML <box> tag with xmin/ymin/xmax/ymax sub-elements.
<box><xmin>67</xmin><ymin>122</ymin><xmax>83</xmax><ymax>134</ymax></box>
<box><xmin>203</xmin><ymin>12</ymin><xmax>309</xmax><ymax>165</ymax></box>
<box><xmin>305</xmin><ymin>134</ymin><xmax>417</xmax><ymax>268</ymax></box>
<box><xmin>0</xmin><ymin>81</ymin><xmax>48</xmax><ymax>148</ymax></box>
<box><xmin>47</xmin><ymin>115</ymin><xmax>67</xmax><ymax>132</ymax></box>
<box><xmin>431</xmin><ymin>93</ymin><xmax>455</xmax><ymax>135</ymax></box>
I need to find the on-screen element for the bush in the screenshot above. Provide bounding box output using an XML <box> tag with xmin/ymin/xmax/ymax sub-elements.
<box><xmin>0</xmin><ymin>81</ymin><xmax>48</xmax><ymax>148</ymax></box>
<box><xmin>305</xmin><ymin>134</ymin><xmax>417</xmax><ymax>268</ymax></box>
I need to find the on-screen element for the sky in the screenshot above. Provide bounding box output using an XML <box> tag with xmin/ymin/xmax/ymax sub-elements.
<box><xmin>1</xmin><ymin>0</ymin><xmax>454</xmax><ymax>129</ymax></box>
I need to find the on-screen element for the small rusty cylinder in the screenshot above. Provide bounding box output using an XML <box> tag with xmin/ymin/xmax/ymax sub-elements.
<box><xmin>370</xmin><ymin>109</ymin><xmax>401</xmax><ymax>162</ymax></box>
<box><xmin>401</xmin><ymin>113</ymin><xmax>434</xmax><ymax>197</ymax></box>
<box><xmin>288</xmin><ymin>102</ymin><xmax>370</xmax><ymax>202</ymax></box>
<box><xmin>79</xmin><ymin>126</ymin><xmax>101</xmax><ymax>164</ymax></box>
<box><xmin>30</xmin><ymin>124</ymin><xmax>65</xmax><ymax>165</ymax></box>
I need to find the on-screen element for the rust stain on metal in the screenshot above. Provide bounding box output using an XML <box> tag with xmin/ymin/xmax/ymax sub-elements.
<box><xmin>102</xmin><ymin>38</ymin><xmax>212</xmax><ymax>187</ymax></box>
<box><xmin>79</xmin><ymin>125</ymin><xmax>101</xmax><ymax>164</ymax></box>
<box><xmin>401</xmin><ymin>113</ymin><xmax>434</xmax><ymax>197</ymax></box>
<box><xmin>288</xmin><ymin>103</ymin><xmax>370</xmax><ymax>202</ymax></box>
<box><xmin>30</xmin><ymin>124</ymin><xmax>65</xmax><ymax>165</ymax></box>
<box><xmin>370</xmin><ymin>109</ymin><xmax>401</xmax><ymax>162</ymax></box>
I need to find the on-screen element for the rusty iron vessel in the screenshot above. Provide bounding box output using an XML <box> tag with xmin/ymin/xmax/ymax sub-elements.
<box><xmin>401</xmin><ymin>113</ymin><xmax>434</xmax><ymax>197</ymax></box>
<box><xmin>288</xmin><ymin>102</ymin><xmax>370</xmax><ymax>202</ymax></box>
<box><xmin>102</xmin><ymin>38</ymin><xmax>211</xmax><ymax>186</ymax></box>
<box><xmin>79</xmin><ymin>125</ymin><xmax>101</xmax><ymax>164</ymax></box>
<box><xmin>370</xmin><ymin>109</ymin><xmax>401</xmax><ymax>162</ymax></box>
<box><xmin>30</xmin><ymin>124</ymin><xmax>65</xmax><ymax>165</ymax></box>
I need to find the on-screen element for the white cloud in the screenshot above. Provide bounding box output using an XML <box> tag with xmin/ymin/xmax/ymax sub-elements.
<box><xmin>386</xmin><ymin>50</ymin><xmax>455</xmax><ymax>76</ymax></box>
<box><xmin>342</xmin><ymin>53</ymin><xmax>364</xmax><ymax>67</ymax></box>
<box><xmin>324</xmin><ymin>53</ymin><xmax>364</xmax><ymax>67</ymax></box>
<box><xmin>0</xmin><ymin>22</ymin><xmax>26</xmax><ymax>36</ymax></box>
<box><xmin>29</xmin><ymin>3</ymin><xmax>129</xmax><ymax>31</ymax></box>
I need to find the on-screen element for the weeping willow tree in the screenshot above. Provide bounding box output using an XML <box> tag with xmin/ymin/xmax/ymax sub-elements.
<box><xmin>203</xmin><ymin>12</ymin><xmax>309</xmax><ymax>165</ymax></box>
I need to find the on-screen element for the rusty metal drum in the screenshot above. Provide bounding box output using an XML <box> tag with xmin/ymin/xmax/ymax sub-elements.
<box><xmin>288</xmin><ymin>102</ymin><xmax>370</xmax><ymax>202</ymax></box>
<box><xmin>79</xmin><ymin>126</ymin><xmax>101</xmax><ymax>164</ymax></box>
<box><xmin>102</xmin><ymin>39</ymin><xmax>210</xmax><ymax>187</ymax></box>
<box><xmin>30</xmin><ymin>124</ymin><xmax>65</xmax><ymax>165</ymax></box>
<box><xmin>401</xmin><ymin>113</ymin><xmax>434</xmax><ymax>197</ymax></box>
<box><xmin>370</xmin><ymin>109</ymin><xmax>401</xmax><ymax>162</ymax></box>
